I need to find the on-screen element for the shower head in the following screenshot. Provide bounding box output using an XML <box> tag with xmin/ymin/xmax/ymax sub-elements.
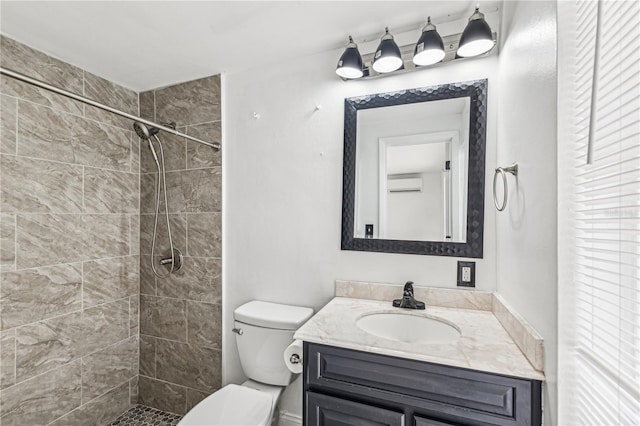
<box><xmin>133</xmin><ymin>122</ymin><xmax>159</xmax><ymax>140</ymax></box>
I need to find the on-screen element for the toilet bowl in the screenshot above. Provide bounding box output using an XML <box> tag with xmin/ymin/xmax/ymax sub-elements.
<box><xmin>178</xmin><ymin>301</ymin><xmax>313</xmax><ymax>426</ymax></box>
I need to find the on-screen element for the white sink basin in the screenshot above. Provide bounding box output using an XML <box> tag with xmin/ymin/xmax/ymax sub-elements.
<box><xmin>356</xmin><ymin>313</ymin><xmax>460</xmax><ymax>344</ymax></box>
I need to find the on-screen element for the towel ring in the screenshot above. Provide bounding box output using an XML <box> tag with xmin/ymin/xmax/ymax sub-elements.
<box><xmin>493</xmin><ymin>164</ymin><xmax>518</xmax><ymax>212</ymax></box>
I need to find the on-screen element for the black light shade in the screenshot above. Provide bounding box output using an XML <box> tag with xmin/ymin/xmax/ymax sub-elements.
<box><xmin>413</xmin><ymin>17</ymin><xmax>445</xmax><ymax>66</ymax></box>
<box><xmin>372</xmin><ymin>27</ymin><xmax>403</xmax><ymax>73</ymax></box>
<box><xmin>457</xmin><ymin>8</ymin><xmax>495</xmax><ymax>57</ymax></box>
<box><xmin>336</xmin><ymin>36</ymin><xmax>364</xmax><ymax>79</ymax></box>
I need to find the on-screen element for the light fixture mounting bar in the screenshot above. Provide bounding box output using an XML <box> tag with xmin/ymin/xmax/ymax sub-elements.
<box><xmin>354</xmin><ymin>31</ymin><xmax>497</xmax><ymax>80</ymax></box>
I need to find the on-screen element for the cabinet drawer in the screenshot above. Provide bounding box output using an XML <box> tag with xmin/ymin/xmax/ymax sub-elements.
<box><xmin>306</xmin><ymin>391</ymin><xmax>405</xmax><ymax>426</ymax></box>
<box><xmin>306</xmin><ymin>343</ymin><xmax>540</xmax><ymax>424</ymax></box>
<box><xmin>414</xmin><ymin>416</ymin><xmax>458</xmax><ymax>426</ymax></box>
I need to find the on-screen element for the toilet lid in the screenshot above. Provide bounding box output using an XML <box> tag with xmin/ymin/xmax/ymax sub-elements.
<box><xmin>179</xmin><ymin>384</ymin><xmax>273</xmax><ymax>426</ymax></box>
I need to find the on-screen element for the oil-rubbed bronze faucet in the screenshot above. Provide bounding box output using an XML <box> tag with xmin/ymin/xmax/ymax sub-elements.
<box><xmin>392</xmin><ymin>281</ymin><xmax>426</xmax><ymax>310</ymax></box>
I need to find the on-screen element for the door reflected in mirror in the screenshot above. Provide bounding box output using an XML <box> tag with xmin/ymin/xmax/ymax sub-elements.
<box><xmin>355</xmin><ymin>98</ymin><xmax>470</xmax><ymax>242</ymax></box>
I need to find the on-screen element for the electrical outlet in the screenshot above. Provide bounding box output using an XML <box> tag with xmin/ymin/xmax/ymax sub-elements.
<box><xmin>462</xmin><ymin>266</ymin><xmax>472</xmax><ymax>282</ymax></box>
<box><xmin>457</xmin><ymin>261</ymin><xmax>475</xmax><ymax>287</ymax></box>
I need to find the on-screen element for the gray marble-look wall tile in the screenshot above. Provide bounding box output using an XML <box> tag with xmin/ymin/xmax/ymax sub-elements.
<box><xmin>130</xmin><ymin>376</ymin><xmax>139</xmax><ymax>404</ymax></box>
<box><xmin>187</xmin><ymin>301</ymin><xmax>221</xmax><ymax>349</ymax></box>
<box><xmin>187</xmin><ymin>213</ymin><xmax>221</xmax><ymax>257</ymax></box>
<box><xmin>140</xmin><ymin>173</ymin><xmax>157</xmax><ymax>214</ymax></box>
<box><xmin>83</xmin><ymin>167</ymin><xmax>139</xmax><ymax>214</ymax></box>
<box><xmin>140</xmin><ymin>129</ymin><xmax>187</xmax><ymax>173</ymax></box>
<box><xmin>84</xmin><ymin>71</ymin><xmax>138</xmax><ymax>130</ymax></box>
<box><xmin>186</xmin><ymin>121</ymin><xmax>221</xmax><ymax>168</ymax></box>
<box><xmin>83</xmin><ymin>256</ymin><xmax>138</xmax><ymax>308</ymax></box>
<box><xmin>140</xmin><ymin>295</ymin><xmax>186</xmax><ymax>342</ymax></box>
<box><xmin>0</xmin><ymin>263</ymin><xmax>82</xmax><ymax>329</ymax></box>
<box><xmin>130</xmin><ymin>294</ymin><xmax>139</xmax><ymax>336</ymax></box>
<box><xmin>15</xmin><ymin>299</ymin><xmax>128</xmax><ymax>381</ymax></box>
<box><xmin>139</xmin><ymin>256</ymin><xmax>156</xmax><ymax>296</ymax></box>
<box><xmin>16</xmin><ymin>214</ymin><xmax>130</xmax><ymax>269</ymax></box>
<box><xmin>82</xmin><ymin>214</ymin><xmax>131</xmax><ymax>260</ymax></box>
<box><xmin>186</xmin><ymin>387</ymin><xmax>210</xmax><ymax>413</ymax></box>
<box><xmin>165</xmin><ymin>168</ymin><xmax>221</xmax><ymax>213</ymax></box>
<box><xmin>155</xmin><ymin>75</ymin><xmax>221</xmax><ymax>126</ymax></box>
<box><xmin>139</xmin><ymin>334</ymin><xmax>156</xmax><ymax>378</ymax></box>
<box><xmin>138</xmin><ymin>375</ymin><xmax>187</xmax><ymax>415</ymax></box>
<box><xmin>131</xmin><ymin>134</ymin><xmax>140</xmax><ymax>173</ymax></box>
<box><xmin>0</xmin><ymin>328</ymin><xmax>16</xmax><ymax>389</ymax></box>
<box><xmin>0</xmin><ymin>359</ymin><xmax>81</xmax><ymax>426</ymax></box>
<box><xmin>0</xmin><ymin>36</ymin><xmax>84</xmax><ymax>115</ymax></box>
<box><xmin>48</xmin><ymin>381</ymin><xmax>130</xmax><ymax>426</ymax></box>
<box><xmin>0</xmin><ymin>94</ymin><xmax>17</xmax><ymax>154</ymax></box>
<box><xmin>140</xmin><ymin>127</ymin><xmax>187</xmax><ymax>173</ymax></box>
<box><xmin>0</xmin><ymin>213</ymin><xmax>16</xmax><ymax>271</ymax></box>
<box><xmin>17</xmin><ymin>101</ymin><xmax>131</xmax><ymax>171</ymax></box>
<box><xmin>155</xmin><ymin>339</ymin><xmax>219</xmax><ymax>392</ymax></box>
<box><xmin>16</xmin><ymin>214</ymin><xmax>83</xmax><ymax>269</ymax></box>
<box><xmin>81</xmin><ymin>336</ymin><xmax>138</xmax><ymax>402</ymax></box>
<box><xmin>156</xmin><ymin>257</ymin><xmax>221</xmax><ymax>304</ymax></box>
<box><xmin>0</xmin><ymin>155</ymin><xmax>83</xmax><ymax>213</ymax></box>
<box><xmin>139</xmin><ymin>91</ymin><xmax>154</xmax><ymax>121</ymax></box>
<box><xmin>130</xmin><ymin>215</ymin><xmax>140</xmax><ymax>256</ymax></box>
<box><xmin>140</xmin><ymin>213</ymin><xmax>186</xmax><ymax>256</ymax></box>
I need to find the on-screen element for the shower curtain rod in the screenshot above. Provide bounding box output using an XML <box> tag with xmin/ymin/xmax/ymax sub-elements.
<box><xmin>0</xmin><ymin>66</ymin><xmax>221</xmax><ymax>151</ymax></box>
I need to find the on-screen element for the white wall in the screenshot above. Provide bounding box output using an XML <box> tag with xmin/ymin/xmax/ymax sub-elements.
<box><xmin>223</xmin><ymin>42</ymin><xmax>499</xmax><ymax>417</ymax></box>
<box><xmin>496</xmin><ymin>1</ymin><xmax>558</xmax><ymax>425</ymax></box>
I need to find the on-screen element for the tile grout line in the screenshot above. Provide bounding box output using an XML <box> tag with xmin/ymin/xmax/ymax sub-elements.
<box><xmin>6</xmin><ymin>295</ymin><xmax>134</xmax><ymax>336</ymax></box>
<box><xmin>138</xmin><ymin>333</ymin><xmax>221</xmax><ymax>351</ymax></box>
<box><xmin>45</xmin><ymin>377</ymin><xmax>136</xmax><ymax>426</ymax></box>
<box><xmin>5</xmin><ymin>331</ymin><xmax>135</xmax><ymax>393</ymax></box>
<box><xmin>138</xmin><ymin>373</ymin><xmax>212</xmax><ymax>397</ymax></box>
<box><xmin>15</xmin><ymin>95</ymin><xmax>137</xmax><ymax>133</ymax></box>
<box><xmin>0</xmin><ymin>152</ymin><xmax>135</xmax><ymax>174</ymax></box>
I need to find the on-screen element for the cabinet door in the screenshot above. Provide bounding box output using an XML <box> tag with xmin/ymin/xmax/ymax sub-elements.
<box><xmin>306</xmin><ymin>391</ymin><xmax>405</xmax><ymax>426</ymax></box>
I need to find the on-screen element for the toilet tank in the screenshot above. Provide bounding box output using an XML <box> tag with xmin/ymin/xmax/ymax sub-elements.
<box><xmin>234</xmin><ymin>301</ymin><xmax>314</xmax><ymax>386</ymax></box>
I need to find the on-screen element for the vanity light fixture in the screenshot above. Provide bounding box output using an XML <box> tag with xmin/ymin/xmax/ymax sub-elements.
<box><xmin>372</xmin><ymin>27</ymin><xmax>403</xmax><ymax>73</ymax></box>
<box><xmin>336</xmin><ymin>7</ymin><xmax>497</xmax><ymax>81</ymax></box>
<box><xmin>336</xmin><ymin>36</ymin><xmax>364</xmax><ymax>79</ymax></box>
<box><xmin>413</xmin><ymin>17</ymin><xmax>445</xmax><ymax>66</ymax></box>
<box><xmin>457</xmin><ymin>7</ymin><xmax>496</xmax><ymax>57</ymax></box>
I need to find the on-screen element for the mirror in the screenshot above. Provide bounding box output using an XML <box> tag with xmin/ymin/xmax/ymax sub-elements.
<box><xmin>341</xmin><ymin>80</ymin><xmax>487</xmax><ymax>257</ymax></box>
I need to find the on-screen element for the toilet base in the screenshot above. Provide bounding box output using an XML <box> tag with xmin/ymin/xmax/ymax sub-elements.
<box><xmin>178</xmin><ymin>380</ymin><xmax>285</xmax><ymax>426</ymax></box>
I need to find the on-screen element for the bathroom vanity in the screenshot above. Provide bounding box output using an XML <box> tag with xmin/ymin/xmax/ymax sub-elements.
<box><xmin>303</xmin><ymin>342</ymin><xmax>541</xmax><ymax>426</ymax></box>
<box><xmin>295</xmin><ymin>295</ymin><xmax>544</xmax><ymax>426</ymax></box>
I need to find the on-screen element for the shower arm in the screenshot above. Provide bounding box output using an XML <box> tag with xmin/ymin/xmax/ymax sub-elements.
<box><xmin>0</xmin><ymin>66</ymin><xmax>221</xmax><ymax>151</ymax></box>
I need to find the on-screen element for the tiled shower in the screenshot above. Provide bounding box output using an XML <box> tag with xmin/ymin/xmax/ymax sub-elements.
<box><xmin>0</xmin><ymin>36</ymin><xmax>222</xmax><ymax>425</ymax></box>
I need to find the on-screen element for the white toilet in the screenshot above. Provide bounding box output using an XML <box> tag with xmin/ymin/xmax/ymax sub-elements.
<box><xmin>179</xmin><ymin>300</ymin><xmax>314</xmax><ymax>426</ymax></box>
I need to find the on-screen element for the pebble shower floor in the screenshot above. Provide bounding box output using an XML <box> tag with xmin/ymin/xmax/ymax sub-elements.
<box><xmin>110</xmin><ymin>405</ymin><xmax>183</xmax><ymax>426</ymax></box>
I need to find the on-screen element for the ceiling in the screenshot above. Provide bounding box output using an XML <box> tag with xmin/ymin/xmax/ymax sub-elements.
<box><xmin>0</xmin><ymin>1</ymin><xmax>496</xmax><ymax>91</ymax></box>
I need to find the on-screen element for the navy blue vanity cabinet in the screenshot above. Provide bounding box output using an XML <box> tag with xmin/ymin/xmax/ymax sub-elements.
<box><xmin>303</xmin><ymin>342</ymin><xmax>542</xmax><ymax>426</ymax></box>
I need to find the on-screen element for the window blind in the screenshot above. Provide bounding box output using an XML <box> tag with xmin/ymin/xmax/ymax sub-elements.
<box><xmin>558</xmin><ymin>1</ymin><xmax>640</xmax><ymax>425</ymax></box>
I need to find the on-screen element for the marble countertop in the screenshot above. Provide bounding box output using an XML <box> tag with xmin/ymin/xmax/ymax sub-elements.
<box><xmin>294</xmin><ymin>297</ymin><xmax>545</xmax><ymax>381</ymax></box>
